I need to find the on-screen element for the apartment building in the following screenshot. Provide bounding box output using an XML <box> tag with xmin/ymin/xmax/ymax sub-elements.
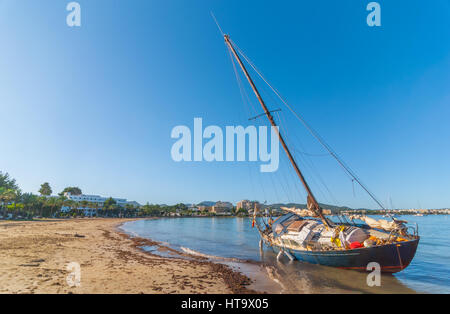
<box><xmin>61</xmin><ymin>192</ymin><xmax>140</xmax><ymax>216</ymax></box>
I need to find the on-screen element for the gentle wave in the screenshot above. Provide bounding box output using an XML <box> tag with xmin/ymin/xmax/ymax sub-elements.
<box><xmin>264</xmin><ymin>266</ymin><xmax>286</xmax><ymax>293</ymax></box>
<box><xmin>180</xmin><ymin>246</ymin><xmax>244</xmax><ymax>262</ymax></box>
<box><xmin>121</xmin><ymin>229</ymin><xmax>140</xmax><ymax>238</ymax></box>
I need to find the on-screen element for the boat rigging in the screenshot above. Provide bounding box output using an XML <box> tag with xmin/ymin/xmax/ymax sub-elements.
<box><xmin>224</xmin><ymin>34</ymin><xmax>332</xmax><ymax>228</ymax></box>
<box><xmin>216</xmin><ymin>18</ymin><xmax>420</xmax><ymax>273</ymax></box>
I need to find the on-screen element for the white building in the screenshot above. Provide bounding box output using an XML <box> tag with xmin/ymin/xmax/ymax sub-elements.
<box><xmin>236</xmin><ymin>200</ymin><xmax>261</xmax><ymax>211</ymax></box>
<box><xmin>61</xmin><ymin>192</ymin><xmax>140</xmax><ymax>216</ymax></box>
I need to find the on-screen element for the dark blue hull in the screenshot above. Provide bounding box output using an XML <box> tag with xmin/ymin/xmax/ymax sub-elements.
<box><xmin>275</xmin><ymin>238</ymin><xmax>420</xmax><ymax>273</ymax></box>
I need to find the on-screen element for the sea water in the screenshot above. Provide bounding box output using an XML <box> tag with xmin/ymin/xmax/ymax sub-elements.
<box><xmin>121</xmin><ymin>215</ymin><xmax>450</xmax><ymax>294</ymax></box>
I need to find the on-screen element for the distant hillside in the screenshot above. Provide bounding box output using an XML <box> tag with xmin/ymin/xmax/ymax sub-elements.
<box><xmin>191</xmin><ymin>201</ymin><xmax>360</xmax><ymax>213</ymax></box>
<box><xmin>197</xmin><ymin>201</ymin><xmax>216</xmax><ymax>207</ymax></box>
<box><xmin>266</xmin><ymin>203</ymin><xmax>354</xmax><ymax>214</ymax></box>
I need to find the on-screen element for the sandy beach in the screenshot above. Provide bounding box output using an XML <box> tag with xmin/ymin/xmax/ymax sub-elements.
<box><xmin>0</xmin><ymin>218</ymin><xmax>257</xmax><ymax>294</ymax></box>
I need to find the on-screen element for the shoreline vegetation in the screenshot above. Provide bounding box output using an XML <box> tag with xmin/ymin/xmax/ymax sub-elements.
<box><xmin>0</xmin><ymin>218</ymin><xmax>259</xmax><ymax>294</ymax></box>
<box><xmin>1</xmin><ymin>172</ymin><xmax>448</xmax><ymax>222</ymax></box>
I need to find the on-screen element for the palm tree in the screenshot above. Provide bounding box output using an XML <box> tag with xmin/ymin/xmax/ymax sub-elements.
<box><xmin>21</xmin><ymin>193</ymin><xmax>37</xmax><ymax>218</ymax></box>
<box><xmin>56</xmin><ymin>195</ymin><xmax>68</xmax><ymax>218</ymax></box>
<box><xmin>13</xmin><ymin>190</ymin><xmax>22</xmax><ymax>217</ymax></box>
<box><xmin>87</xmin><ymin>202</ymin><xmax>96</xmax><ymax>217</ymax></box>
<box><xmin>0</xmin><ymin>188</ymin><xmax>17</xmax><ymax>218</ymax></box>
<box><xmin>103</xmin><ymin>198</ymin><xmax>117</xmax><ymax>217</ymax></box>
<box><xmin>45</xmin><ymin>197</ymin><xmax>60</xmax><ymax>218</ymax></box>
<box><xmin>33</xmin><ymin>196</ymin><xmax>43</xmax><ymax>218</ymax></box>
<box><xmin>0</xmin><ymin>172</ymin><xmax>19</xmax><ymax>190</ymax></box>
<box><xmin>36</xmin><ymin>196</ymin><xmax>48</xmax><ymax>217</ymax></box>
<box><xmin>80</xmin><ymin>200</ymin><xmax>89</xmax><ymax>216</ymax></box>
<box><xmin>125</xmin><ymin>204</ymin><xmax>133</xmax><ymax>218</ymax></box>
<box><xmin>74</xmin><ymin>201</ymin><xmax>81</xmax><ymax>216</ymax></box>
<box><xmin>93</xmin><ymin>202</ymin><xmax>99</xmax><ymax>217</ymax></box>
<box><xmin>63</xmin><ymin>200</ymin><xmax>76</xmax><ymax>217</ymax></box>
<box><xmin>0</xmin><ymin>172</ymin><xmax>20</xmax><ymax>219</ymax></box>
<box><xmin>39</xmin><ymin>182</ymin><xmax>52</xmax><ymax>196</ymax></box>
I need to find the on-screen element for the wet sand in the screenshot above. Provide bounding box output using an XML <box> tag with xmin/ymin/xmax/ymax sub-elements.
<box><xmin>0</xmin><ymin>218</ymin><xmax>258</xmax><ymax>294</ymax></box>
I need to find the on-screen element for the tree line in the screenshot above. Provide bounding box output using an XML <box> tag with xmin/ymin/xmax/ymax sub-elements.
<box><xmin>0</xmin><ymin>171</ymin><xmax>200</xmax><ymax>219</ymax></box>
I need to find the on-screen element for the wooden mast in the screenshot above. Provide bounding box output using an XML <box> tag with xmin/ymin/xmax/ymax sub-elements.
<box><xmin>224</xmin><ymin>35</ymin><xmax>331</xmax><ymax>228</ymax></box>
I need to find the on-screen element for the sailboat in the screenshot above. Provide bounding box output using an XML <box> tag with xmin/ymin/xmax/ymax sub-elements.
<box><xmin>220</xmin><ymin>31</ymin><xmax>420</xmax><ymax>273</ymax></box>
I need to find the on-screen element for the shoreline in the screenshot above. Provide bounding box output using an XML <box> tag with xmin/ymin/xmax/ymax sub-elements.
<box><xmin>0</xmin><ymin>218</ymin><xmax>261</xmax><ymax>294</ymax></box>
<box><xmin>114</xmin><ymin>220</ymin><xmax>261</xmax><ymax>294</ymax></box>
<box><xmin>117</xmin><ymin>220</ymin><xmax>284</xmax><ymax>294</ymax></box>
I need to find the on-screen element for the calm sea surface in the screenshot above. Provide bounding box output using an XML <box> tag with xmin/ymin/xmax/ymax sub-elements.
<box><xmin>121</xmin><ymin>215</ymin><xmax>450</xmax><ymax>293</ymax></box>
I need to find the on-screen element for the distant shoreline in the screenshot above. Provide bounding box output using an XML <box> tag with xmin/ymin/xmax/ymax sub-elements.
<box><xmin>0</xmin><ymin>212</ymin><xmax>446</xmax><ymax>224</ymax></box>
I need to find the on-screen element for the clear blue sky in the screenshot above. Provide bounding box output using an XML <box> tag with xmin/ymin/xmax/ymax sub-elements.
<box><xmin>0</xmin><ymin>0</ymin><xmax>449</xmax><ymax>209</ymax></box>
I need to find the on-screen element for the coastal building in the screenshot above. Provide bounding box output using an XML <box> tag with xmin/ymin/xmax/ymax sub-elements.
<box><xmin>211</xmin><ymin>201</ymin><xmax>233</xmax><ymax>215</ymax></box>
<box><xmin>237</xmin><ymin>200</ymin><xmax>261</xmax><ymax>211</ymax></box>
<box><xmin>60</xmin><ymin>192</ymin><xmax>141</xmax><ymax>216</ymax></box>
<box><xmin>188</xmin><ymin>205</ymin><xmax>200</xmax><ymax>212</ymax></box>
<box><xmin>197</xmin><ymin>205</ymin><xmax>212</xmax><ymax>212</ymax></box>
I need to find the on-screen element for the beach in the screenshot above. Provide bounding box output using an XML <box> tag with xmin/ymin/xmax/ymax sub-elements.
<box><xmin>0</xmin><ymin>218</ymin><xmax>256</xmax><ymax>294</ymax></box>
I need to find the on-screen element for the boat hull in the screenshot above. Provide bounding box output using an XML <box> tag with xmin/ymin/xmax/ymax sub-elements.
<box><xmin>272</xmin><ymin>238</ymin><xmax>420</xmax><ymax>273</ymax></box>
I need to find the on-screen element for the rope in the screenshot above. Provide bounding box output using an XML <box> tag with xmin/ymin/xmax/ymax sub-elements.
<box><xmin>211</xmin><ymin>12</ymin><xmax>225</xmax><ymax>37</ymax></box>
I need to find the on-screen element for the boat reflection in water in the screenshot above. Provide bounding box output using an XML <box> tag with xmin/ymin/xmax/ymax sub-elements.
<box><xmin>257</xmin><ymin>248</ymin><xmax>417</xmax><ymax>294</ymax></box>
